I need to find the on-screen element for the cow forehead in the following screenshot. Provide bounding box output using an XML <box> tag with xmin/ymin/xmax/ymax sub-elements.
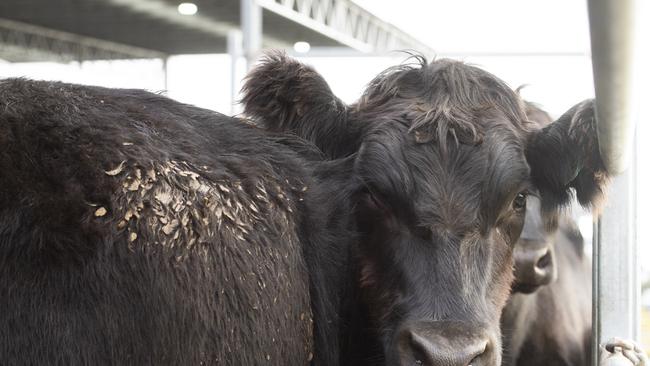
<box><xmin>361</xmin><ymin>119</ymin><xmax>528</xmax><ymax>186</ymax></box>
<box><xmin>356</xmin><ymin>122</ymin><xmax>529</xmax><ymax>231</ymax></box>
<box><xmin>416</xmin><ymin>142</ymin><xmax>528</xmax><ymax>217</ymax></box>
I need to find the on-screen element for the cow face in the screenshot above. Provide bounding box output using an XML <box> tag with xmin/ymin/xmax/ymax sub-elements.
<box><xmin>242</xmin><ymin>53</ymin><xmax>608</xmax><ymax>366</ymax></box>
<box><xmin>511</xmin><ymin>195</ymin><xmax>558</xmax><ymax>294</ymax></box>
<box><xmin>512</xmin><ymin>102</ymin><xmax>558</xmax><ymax>294</ymax></box>
<box><xmin>348</xmin><ymin>59</ymin><xmax>530</xmax><ymax>366</ymax></box>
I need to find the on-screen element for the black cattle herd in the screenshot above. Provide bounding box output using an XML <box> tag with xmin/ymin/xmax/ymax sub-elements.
<box><xmin>0</xmin><ymin>52</ymin><xmax>644</xmax><ymax>365</ymax></box>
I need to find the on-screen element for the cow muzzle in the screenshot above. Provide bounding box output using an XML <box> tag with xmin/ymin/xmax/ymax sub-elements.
<box><xmin>512</xmin><ymin>239</ymin><xmax>556</xmax><ymax>294</ymax></box>
<box><xmin>395</xmin><ymin>320</ymin><xmax>497</xmax><ymax>366</ymax></box>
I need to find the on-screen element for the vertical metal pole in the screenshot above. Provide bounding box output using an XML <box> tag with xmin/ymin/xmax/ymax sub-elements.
<box><xmin>162</xmin><ymin>56</ymin><xmax>169</xmax><ymax>92</ymax></box>
<box><xmin>227</xmin><ymin>29</ymin><xmax>243</xmax><ymax>115</ymax></box>
<box><xmin>593</xmin><ymin>142</ymin><xmax>639</xmax><ymax>365</ymax></box>
<box><xmin>588</xmin><ymin>0</ymin><xmax>638</xmax><ymax>176</ymax></box>
<box><xmin>592</xmin><ymin>216</ymin><xmax>601</xmax><ymax>366</ymax></box>
<box><xmin>241</xmin><ymin>0</ymin><xmax>262</xmax><ymax>71</ymax></box>
<box><xmin>587</xmin><ymin>0</ymin><xmax>640</xmax><ymax>364</ymax></box>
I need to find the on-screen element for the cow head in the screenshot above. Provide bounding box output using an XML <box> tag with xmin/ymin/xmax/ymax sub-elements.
<box><xmin>242</xmin><ymin>53</ymin><xmax>608</xmax><ymax>366</ymax></box>
<box><xmin>511</xmin><ymin>194</ymin><xmax>558</xmax><ymax>294</ymax></box>
<box><xmin>511</xmin><ymin>102</ymin><xmax>557</xmax><ymax>294</ymax></box>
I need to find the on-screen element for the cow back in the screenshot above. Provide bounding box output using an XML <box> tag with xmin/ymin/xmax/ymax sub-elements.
<box><xmin>0</xmin><ymin>79</ymin><xmax>314</xmax><ymax>365</ymax></box>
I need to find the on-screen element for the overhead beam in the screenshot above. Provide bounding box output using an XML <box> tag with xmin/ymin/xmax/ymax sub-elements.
<box><xmin>105</xmin><ymin>0</ymin><xmax>287</xmax><ymax>50</ymax></box>
<box><xmin>106</xmin><ymin>0</ymin><xmax>234</xmax><ymax>38</ymax></box>
<box><xmin>256</xmin><ymin>0</ymin><xmax>434</xmax><ymax>55</ymax></box>
<box><xmin>0</xmin><ymin>18</ymin><xmax>165</xmax><ymax>62</ymax></box>
<box><xmin>2</xmin><ymin>0</ymin><xmax>431</xmax><ymax>62</ymax></box>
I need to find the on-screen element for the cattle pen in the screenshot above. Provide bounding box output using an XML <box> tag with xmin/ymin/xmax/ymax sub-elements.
<box><xmin>0</xmin><ymin>1</ymin><xmax>648</xmax><ymax>365</ymax></box>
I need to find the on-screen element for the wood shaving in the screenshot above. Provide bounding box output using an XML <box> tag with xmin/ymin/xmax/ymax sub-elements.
<box><xmin>162</xmin><ymin>219</ymin><xmax>179</xmax><ymax>235</ymax></box>
<box><xmin>127</xmin><ymin>179</ymin><xmax>140</xmax><ymax>191</ymax></box>
<box><xmin>105</xmin><ymin>161</ymin><xmax>126</xmax><ymax>176</ymax></box>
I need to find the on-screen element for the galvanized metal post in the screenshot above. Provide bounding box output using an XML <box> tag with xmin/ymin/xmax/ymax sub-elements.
<box><xmin>162</xmin><ymin>56</ymin><xmax>169</xmax><ymax>92</ymax></box>
<box><xmin>241</xmin><ymin>0</ymin><xmax>262</xmax><ymax>71</ymax></box>
<box><xmin>593</xmin><ymin>150</ymin><xmax>639</xmax><ymax>365</ymax></box>
<box><xmin>227</xmin><ymin>29</ymin><xmax>243</xmax><ymax>115</ymax></box>
<box><xmin>588</xmin><ymin>0</ymin><xmax>640</xmax><ymax>364</ymax></box>
<box><xmin>588</xmin><ymin>0</ymin><xmax>638</xmax><ymax>175</ymax></box>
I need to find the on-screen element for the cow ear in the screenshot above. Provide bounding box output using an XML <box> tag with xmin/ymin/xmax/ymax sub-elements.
<box><xmin>525</xmin><ymin>99</ymin><xmax>611</xmax><ymax>212</ymax></box>
<box><xmin>241</xmin><ymin>51</ymin><xmax>359</xmax><ymax>158</ymax></box>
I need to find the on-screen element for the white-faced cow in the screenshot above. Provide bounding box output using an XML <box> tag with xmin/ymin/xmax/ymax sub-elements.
<box><xmin>1</xmin><ymin>51</ymin><xmax>606</xmax><ymax>366</ymax></box>
<box><xmin>241</xmin><ymin>53</ymin><xmax>609</xmax><ymax>366</ymax></box>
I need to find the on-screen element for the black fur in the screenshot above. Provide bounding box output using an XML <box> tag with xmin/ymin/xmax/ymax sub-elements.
<box><xmin>502</xmin><ymin>216</ymin><xmax>592</xmax><ymax>366</ymax></box>
<box><xmin>526</xmin><ymin>100</ymin><xmax>609</xmax><ymax>212</ymax></box>
<box><xmin>502</xmin><ymin>102</ymin><xmax>592</xmax><ymax>366</ymax></box>
<box><xmin>241</xmin><ymin>52</ymin><xmax>357</xmax><ymax>159</ymax></box>
<box><xmin>0</xmin><ymin>52</ymin><xmax>610</xmax><ymax>366</ymax></box>
<box><xmin>242</xmin><ymin>53</ymin><xmax>609</xmax><ymax>366</ymax></box>
<box><xmin>0</xmin><ymin>78</ymin><xmax>355</xmax><ymax>366</ymax></box>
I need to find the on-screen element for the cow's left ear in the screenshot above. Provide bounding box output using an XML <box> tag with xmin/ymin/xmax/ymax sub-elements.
<box><xmin>526</xmin><ymin>99</ymin><xmax>610</xmax><ymax>212</ymax></box>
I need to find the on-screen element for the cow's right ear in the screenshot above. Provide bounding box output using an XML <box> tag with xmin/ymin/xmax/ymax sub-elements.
<box><xmin>241</xmin><ymin>51</ymin><xmax>359</xmax><ymax>158</ymax></box>
<box><xmin>525</xmin><ymin>99</ymin><xmax>611</xmax><ymax>212</ymax></box>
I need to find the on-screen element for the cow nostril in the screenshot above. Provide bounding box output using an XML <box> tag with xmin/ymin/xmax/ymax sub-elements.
<box><xmin>468</xmin><ymin>354</ymin><xmax>478</xmax><ymax>366</ymax></box>
<box><xmin>408</xmin><ymin>333</ymin><xmax>433</xmax><ymax>365</ymax></box>
<box><xmin>411</xmin><ymin>342</ymin><xmax>428</xmax><ymax>366</ymax></box>
<box><xmin>536</xmin><ymin>249</ymin><xmax>552</xmax><ymax>269</ymax></box>
<box><xmin>467</xmin><ymin>341</ymin><xmax>488</xmax><ymax>366</ymax></box>
<box><xmin>402</xmin><ymin>328</ymin><xmax>490</xmax><ymax>366</ymax></box>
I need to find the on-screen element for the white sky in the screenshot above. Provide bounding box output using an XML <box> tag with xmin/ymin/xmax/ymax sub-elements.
<box><xmin>353</xmin><ymin>0</ymin><xmax>591</xmax><ymax>54</ymax></box>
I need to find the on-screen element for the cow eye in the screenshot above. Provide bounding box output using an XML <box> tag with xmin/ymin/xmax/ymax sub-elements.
<box><xmin>512</xmin><ymin>192</ymin><xmax>527</xmax><ymax>212</ymax></box>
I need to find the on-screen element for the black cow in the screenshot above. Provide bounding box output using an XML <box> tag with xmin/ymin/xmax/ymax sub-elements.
<box><xmin>0</xmin><ymin>78</ymin><xmax>349</xmax><ymax>365</ymax></box>
<box><xmin>502</xmin><ymin>215</ymin><xmax>591</xmax><ymax>366</ymax></box>
<box><xmin>501</xmin><ymin>102</ymin><xmax>592</xmax><ymax>366</ymax></box>
<box><xmin>241</xmin><ymin>53</ymin><xmax>609</xmax><ymax>366</ymax></box>
<box><xmin>0</xmin><ymin>52</ymin><xmax>607</xmax><ymax>366</ymax></box>
<box><xmin>510</xmin><ymin>193</ymin><xmax>557</xmax><ymax>295</ymax></box>
<box><xmin>508</xmin><ymin>103</ymin><xmax>563</xmax><ymax>297</ymax></box>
